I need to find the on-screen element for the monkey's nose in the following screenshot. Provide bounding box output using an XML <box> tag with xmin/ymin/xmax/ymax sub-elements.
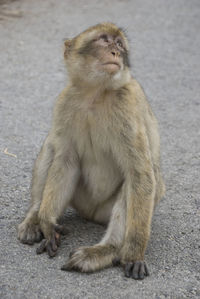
<box><xmin>111</xmin><ymin>50</ymin><xmax>120</xmax><ymax>57</ymax></box>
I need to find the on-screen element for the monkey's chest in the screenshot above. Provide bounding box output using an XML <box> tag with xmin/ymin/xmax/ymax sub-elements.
<box><xmin>74</xmin><ymin>111</ymin><xmax>122</xmax><ymax>201</ymax></box>
<box><xmin>74</xmin><ymin>107</ymin><xmax>112</xmax><ymax>155</ymax></box>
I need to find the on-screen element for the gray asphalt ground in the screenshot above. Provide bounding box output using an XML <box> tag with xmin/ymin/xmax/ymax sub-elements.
<box><xmin>0</xmin><ymin>0</ymin><xmax>200</xmax><ymax>298</ymax></box>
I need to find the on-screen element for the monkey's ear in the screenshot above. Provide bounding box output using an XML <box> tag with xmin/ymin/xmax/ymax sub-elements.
<box><xmin>64</xmin><ymin>39</ymin><xmax>73</xmax><ymax>58</ymax></box>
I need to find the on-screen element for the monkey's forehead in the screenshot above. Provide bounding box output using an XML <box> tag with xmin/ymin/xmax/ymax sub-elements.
<box><xmin>74</xmin><ymin>23</ymin><xmax>129</xmax><ymax>49</ymax></box>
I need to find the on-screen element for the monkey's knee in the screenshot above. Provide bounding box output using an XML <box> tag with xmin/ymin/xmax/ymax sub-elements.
<box><xmin>18</xmin><ymin>219</ymin><xmax>43</xmax><ymax>245</ymax></box>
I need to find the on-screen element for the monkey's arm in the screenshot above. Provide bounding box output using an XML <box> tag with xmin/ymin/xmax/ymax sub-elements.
<box><xmin>116</xmin><ymin>123</ymin><xmax>155</xmax><ymax>279</ymax></box>
<box><xmin>18</xmin><ymin>136</ymin><xmax>54</xmax><ymax>244</ymax></box>
<box><xmin>37</xmin><ymin>144</ymin><xmax>80</xmax><ymax>257</ymax></box>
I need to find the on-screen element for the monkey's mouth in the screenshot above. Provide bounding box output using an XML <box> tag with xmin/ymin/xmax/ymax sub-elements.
<box><xmin>102</xmin><ymin>62</ymin><xmax>120</xmax><ymax>73</ymax></box>
<box><xmin>103</xmin><ymin>62</ymin><xmax>120</xmax><ymax>67</ymax></box>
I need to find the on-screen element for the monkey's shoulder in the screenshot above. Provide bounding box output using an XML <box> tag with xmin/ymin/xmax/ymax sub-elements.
<box><xmin>117</xmin><ymin>78</ymin><xmax>144</xmax><ymax>100</ymax></box>
<box><xmin>53</xmin><ymin>86</ymin><xmax>78</xmax><ymax>116</ymax></box>
<box><xmin>116</xmin><ymin>79</ymin><xmax>150</xmax><ymax>112</ymax></box>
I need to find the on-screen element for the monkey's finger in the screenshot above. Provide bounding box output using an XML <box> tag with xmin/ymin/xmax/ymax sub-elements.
<box><xmin>47</xmin><ymin>242</ymin><xmax>57</xmax><ymax>258</ymax></box>
<box><xmin>55</xmin><ymin>232</ymin><xmax>61</xmax><ymax>247</ymax></box>
<box><xmin>125</xmin><ymin>263</ymin><xmax>133</xmax><ymax>278</ymax></box>
<box><xmin>132</xmin><ymin>261</ymin><xmax>140</xmax><ymax>279</ymax></box>
<box><xmin>36</xmin><ymin>239</ymin><xmax>47</xmax><ymax>254</ymax></box>
<box><xmin>138</xmin><ymin>263</ymin><xmax>145</xmax><ymax>280</ymax></box>
<box><xmin>35</xmin><ymin>231</ymin><xmax>43</xmax><ymax>243</ymax></box>
<box><xmin>50</xmin><ymin>236</ymin><xmax>58</xmax><ymax>252</ymax></box>
<box><xmin>144</xmin><ymin>262</ymin><xmax>150</xmax><ymax>276</ymax></box>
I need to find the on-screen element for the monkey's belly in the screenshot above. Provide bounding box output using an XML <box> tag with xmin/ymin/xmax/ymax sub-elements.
<box><xmin>71</xmin><ymin>153</ymin><xmax>122</xmax><ymax>224</ymax></box>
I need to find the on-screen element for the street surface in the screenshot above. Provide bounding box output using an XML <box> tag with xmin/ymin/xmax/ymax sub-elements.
<box><xmin>0</xmin><ymin>0</ymin><xmax>200</xmax><ymax>298</ymax></box>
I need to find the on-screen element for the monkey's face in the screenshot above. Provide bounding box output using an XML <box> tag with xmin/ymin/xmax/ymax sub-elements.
<box><xmin>64</xmin><ymin>23</ymin><xmax>131</xmax><ymax>88</ymax></box>
<box><xmin>78</xmin><ymin>33</ymin><xmax>130</xmax><ymax>74</ymax></box>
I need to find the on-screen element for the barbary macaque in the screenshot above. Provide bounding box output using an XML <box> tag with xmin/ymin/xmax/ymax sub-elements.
<box><xmin>18</xmin><ymin>23</ymin><xmax>165</xmax><ymax>280</ymax></box>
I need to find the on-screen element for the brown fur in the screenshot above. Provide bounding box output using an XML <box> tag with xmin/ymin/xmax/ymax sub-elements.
<box><xmin>18</xmin><ymin>23</ymin><xmax>165</xmax><ymax>279</ymax></box>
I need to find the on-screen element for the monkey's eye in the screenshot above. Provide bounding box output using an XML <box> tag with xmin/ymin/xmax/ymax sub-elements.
<box><xmin>99</xmin><ymin>34</ymin><xmax>109</xmax><ymax>42</ymax></box>
<box><xmin>116</xmin><ymin>40</ymin><xmax>123</xmax><ymax>48</ymax></box>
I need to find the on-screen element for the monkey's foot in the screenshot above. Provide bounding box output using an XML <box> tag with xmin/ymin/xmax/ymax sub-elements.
<box><xmin>18</xmin><ymin>221</ymin><xmax>43</xmax><ymax>245</ymax></box>
<box><xmin>36</xmin><ymin>224</ymin><xmax>68</xmax><ymax>257</ymax></box>
<box><xmin>61</xmin><ymin>245</ymin><xmax>116</xmax><ymax>272</ymax></box>
<box><xmin>124</xmin><ymin>261</ymin><xmax>150</xmax><ymax>280</ymax></box>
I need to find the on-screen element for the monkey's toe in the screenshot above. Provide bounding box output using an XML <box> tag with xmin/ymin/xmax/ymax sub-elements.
<box><xmin>18</xmin><ymin>222</ymin><xmax>43</xmax><ymax>245</ymax></box>
<box><xmin>125</xmin><ymin>261</ymin><xmax>149</xmax><ymax>280</ymax></box>
<box><xmin>61</xmin><ymin>247</ymin><xmax>88</xmax><ymax>272</ymax></box>
<box><xmin>36</xmin><ymin>231</ymin><xmax>61</xmax><ymax>257</ymax></box>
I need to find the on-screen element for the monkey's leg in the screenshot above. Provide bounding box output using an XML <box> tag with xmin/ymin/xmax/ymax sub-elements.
<box><xmin>37</xmin><ymin>154</ymin><xmax>80</xmax><ymax>257</ymax></box>
<box><xmin>61</xmin><ymin>189</ymin><xmax>126</xmax><ymax>272</ymax></box>
<box><xmin>18</xmin><ymin>139</ymin><xmax>53</xmax><ymax>244</ymax></box>
<box><xmin>119</xmin><ymin>173</ymin><xmax>155</xmax><ymax>280</ymax></box>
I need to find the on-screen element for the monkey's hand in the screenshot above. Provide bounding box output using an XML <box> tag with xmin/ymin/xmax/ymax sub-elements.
<box><xmin>114</xmin><ymin>244</ymin><xmax>150</xmax><ymax>280</ymax></box>
<box><xmin>36</xmin><ymin>223</ymin><xmax>68</xmax><ymax>257</ymax></box>
<box><xmin>119</xmin><ymin>252</ymin><xmax>150</xmax><ymax>280</ymax></box>
<box><xmin>112</xmin><ymin>256</ymin><xmax>149</xmax><ymax>280</ymax></box>
<box><xmin>123</xmin><ymin>260</ymin><xmax>149</xmax><ymax>280</ymax></box>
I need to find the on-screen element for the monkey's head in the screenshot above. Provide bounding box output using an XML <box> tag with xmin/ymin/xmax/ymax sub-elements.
<box><xmin>64</xmin><ymin>23</ymin><xmax>131</xmax><ymax>89</ymax></box>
